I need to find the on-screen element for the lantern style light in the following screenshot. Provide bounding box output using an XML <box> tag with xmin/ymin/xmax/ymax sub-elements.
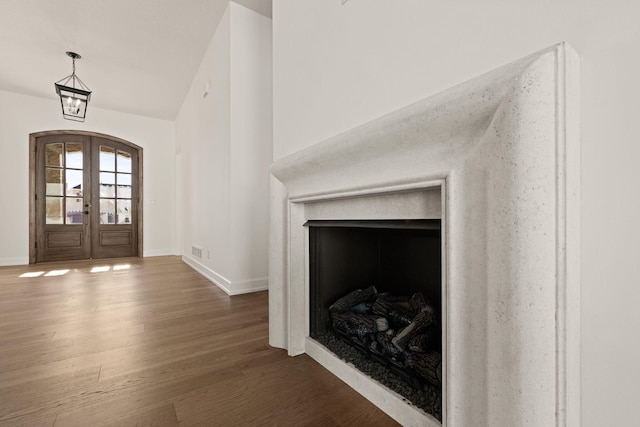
<box><xmin>55</xmin><ymin>52</ymin><xmax>92</xmax><ymax>122</ymax></box>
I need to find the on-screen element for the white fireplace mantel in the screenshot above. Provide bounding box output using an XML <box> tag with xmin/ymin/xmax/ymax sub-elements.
<box><xmin>269</xmin><ymin>43</ymin><xmax>579</xmax><ymax>427</ymax></box>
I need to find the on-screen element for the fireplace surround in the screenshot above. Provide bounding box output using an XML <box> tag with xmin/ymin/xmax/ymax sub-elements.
<box><xmin>270</xmin><ymin>44</ymin><xmax>580</xmax><ymax>426</ymax></box>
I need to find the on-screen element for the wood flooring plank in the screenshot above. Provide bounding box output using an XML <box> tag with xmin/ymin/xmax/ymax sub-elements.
<box><xmin>174</xmin><ymin>354</ymin><xmax>398</xmax><ymax>426</ymax></box>
<box><xmin>95</xmin><ymin>403</ymin><xmax>179</xmax><ymax>427</ymax></box>
<box><xmin>0</xmin><ymin>355</ymin><xmax>103</xmax><ymax>390</ymax></box>
<box><xmin>55</xmin><ymin>403</ymin><xmax>180</xmax><ymax>427</ymax></box>
<box><xmin>0</xmin><ymin>408</ymin><xmax>57</xmax><ymax>427</ymax></box>
<box><xmin>0</xmin><ymin>257</ymin><xmax>399</xmax><ymax>426</ymax></box>
<box><xmin>97</xmin><ymin>326</ymin><xmax>268</xmax><ymax>381</ymax></box>
<box><xmin>52</xmin><ymin>357</ymin><xmax>245</xmax><ymax>426</ymax></box>
<box><xmin>0</xmin><ymin>332</ymin><xmax>55</xmax><ymax>348</ymax></box>
<box><xmin>0</xmin><ymin>367</ymin><xmax>100</xmax><ymax>423</ymax></box>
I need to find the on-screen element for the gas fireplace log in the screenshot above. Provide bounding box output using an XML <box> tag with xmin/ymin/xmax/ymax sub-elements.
<box><xmin>376</xmin><ymin>293</ymin><xmax>413</xmax><ymax>311</ymax></box>
<box><xmin>392</xmin><ymin>309</ymin><xmax>437</xmax><ymax>351</ymax></box>
<box><xmin>329</xmin><ymin>286</ymin><xmax>377</xmax><ymax>313</ymax></box>
<box><xmin>408</xmin><ymin>331</ymin><xmax>437</xmax><ymax>353</ymax></box>
<box><xmin>409</xmin><ymin>292</ymin><xmax>433</xmax><ymax>316</ymax></box>
<box><xmin>350</xmin><ymin>302</ymin><xmax>374</xmax><ymax>314</ymax></box>
<box><xmin>410</xmin><ymin>351</ymin><xmax>442</xmax><ymax>387</ymax></box>
<box><xmin>377</xmin><ymin>292</ymin><xmax>411</xmax><ymax>304</ymax></box>
<box><xmin>372</xmin><ymin>298</ymin><xmax>414</xmax><ymax>327</ymax></box>
<box><xmin>331</xmin><ymin>312</ymin><xmax>381</xmax><ymax>337</ymax></box>
<box><xmin>371</xmin><ymin>331</ymin><xmax>403</xmax><ymax>358</ymax></box>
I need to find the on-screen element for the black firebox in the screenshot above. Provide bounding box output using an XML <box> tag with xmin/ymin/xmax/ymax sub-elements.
<box><xmin>307</xmin><ymin>219</ymin><xmax>442</xmax><ymax>419</ymax></box>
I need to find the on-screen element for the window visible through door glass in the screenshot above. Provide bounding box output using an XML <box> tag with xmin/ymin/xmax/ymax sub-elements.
<box><xmin>99</xmin><ymin>146</ymin><xmax>133</xmax><ymax>225</ymax></box>
<box><xmin>64</xmin><ymin>143</ymin><xmax>83</xmax><ymax>224</ymax></box>
<box><xmin>46</xmin><ymin>143</ymin><xmax>63</xmax><ymax>167</ymax></box>
<box><xmin>46</xmin><ymin>197</ymin><xmax>63</xmax><ymax>224</ymax></box>
<box><xmin>116</xmin><ymin>151</ymin><xmax>132</xmax><ymax>224</ymax></box>
<box><xmin>117</xmin><ymin>199</ymin><xmax>132</xmax><ymax>224</ymax></box>
<box><xmin>117</xmin><ymin>151</ymin><xmax>132</xmax><ymax>173</ymax></box>
<box><xmin>117</xmin><ymin>173</ymin><xmax>132</xmax><ymax>198</ymax></box>
<box><xmin>45</xmin><ymin>142</ymin><xmax>83</xmax><ymax>224</ymax></box>
<box><xmin>100</xmin><ymin>199</ymin><xmax>115</xmax><ymax>224</ymax></box>
<box><xmin>66</xmin><ymin>170</ymin><xmax>83</xmax><ymax>197</ymax></box>
<box><xmin>100</xmin><ymin>172</ymin><xmax>116</xmax><ymax>198</ymax></box>
<box><xmin>66</xmin><ymin>143</ymin><xmax>83</xmax><ymax>169</ymax></box>
<box><xmin>100</xmin><ymin>146</ymin><xmax>115</xmax><ymax>171</ymax></box>
<box><xmin>46</xmin><ymin>168</ymin><xmax>63</xmax><ymax>196</ymax></box>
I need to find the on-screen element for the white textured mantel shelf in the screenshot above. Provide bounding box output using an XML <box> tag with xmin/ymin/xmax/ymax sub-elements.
<box><xmin>270</xmin><ymin>43</ymin><xmax>580</xmax><ymax>427</ymax></box>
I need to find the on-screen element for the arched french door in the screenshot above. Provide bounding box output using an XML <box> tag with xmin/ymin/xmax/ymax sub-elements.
<box><xmin>29</xmin><ymin>131</ymin><xmax>143</xmax><ymax>263</ymax></box>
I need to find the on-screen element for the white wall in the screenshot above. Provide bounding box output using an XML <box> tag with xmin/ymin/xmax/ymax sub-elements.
<box><xmin>272</xmin><ymin>1</ymin><xmax>640</xmax><ymax>425</ymax></box>
<box><xmin>177</xmin><ymin>6</ymin><xmax>232</xmax><ymax>282</ymax></box>
<box><xmin>177</xmin><ymin>3</ymin><xmax>272</xmax><ymax>295</ymax></box>
<box><xmin>0</xmin><ymin>89</ymin><xmax>176</xmax><ymax>266</ymax></box>
<box><xmin>229</xmin><ymin>3</ymin><xmax>273</xmax><ymax>283</ymax></box>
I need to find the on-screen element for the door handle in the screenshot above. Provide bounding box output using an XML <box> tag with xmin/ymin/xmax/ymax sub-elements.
<box><xmin>84</xmin><ymin>211</ymin><xmax>89</xmax><ymax>215</ymax></box>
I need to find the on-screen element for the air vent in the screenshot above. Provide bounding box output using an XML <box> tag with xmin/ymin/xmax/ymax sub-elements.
<box><xmin>191</xmin><ymin>246</ymin><xmax>202</xmax><ymax>258</ymax></box>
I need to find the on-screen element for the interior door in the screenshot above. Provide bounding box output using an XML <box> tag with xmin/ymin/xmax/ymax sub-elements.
<box><xmin>34</xmin><ymin>133</ymin><xmax>139</xmax><ymax>262</ymax></box>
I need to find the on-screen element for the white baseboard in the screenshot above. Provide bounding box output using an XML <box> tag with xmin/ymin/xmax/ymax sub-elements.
<box><xmin>181</xmin><ymin>256</ymin><xmax>267</xmax><ymax>296</ymax></box>
<box><xmin>0</xmin><ymin>257</ymin><xmax>29</xmax><ymax>267</ymax></box>
<box><xmin>228</xmin><ymin>277</ymin><xmax>269</xmax><ymax>295</ymax></box>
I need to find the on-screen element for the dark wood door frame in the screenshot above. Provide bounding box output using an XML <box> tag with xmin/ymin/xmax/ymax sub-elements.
<box><xmin>29</xmin><ymin>130</ymin><xmax>144</xmax><ymax>264</ymax></box>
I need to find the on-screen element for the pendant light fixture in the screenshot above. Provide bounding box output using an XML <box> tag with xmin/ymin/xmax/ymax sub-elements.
<box><xmin>55</xmin><ymin>51</ymin><xmax>92</xmax><ymax>122</ymax></box>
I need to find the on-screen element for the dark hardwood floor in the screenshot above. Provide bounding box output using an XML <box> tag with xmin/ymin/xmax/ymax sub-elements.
<box><xmin>0</xmin><ymin>256</ymin><xmax>398</xmax><ymax>426</ymax></box>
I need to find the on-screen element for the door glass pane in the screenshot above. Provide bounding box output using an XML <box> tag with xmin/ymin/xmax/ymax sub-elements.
<box><xmin>66</xmin><ymin>202</ymin><xmax>83</xmax><ymax>224</ymax></box>
<box><xmin>66</xmin><ymin>169</ymin><xmax>83</xmax><ymax>197</ymax></box>
<box><xmin>65</xmin><ymin>143</ymin><xmax>83</xmax><ymax>169</ymax></box>
<box><xmin>117</xmin><ymin>173</ymin><xmax>132</xmax><ymax>198</ymax></box>
<box><xmin>117</xmin><ymin>199</ymin><xmax>132</xmax><ymax>224</ymax></box>
<box><xmin>100</xmin><ymin>172</ymin><xmax>116</xmax><ymax>197</ymax></box>
<box><xmin>46</xmin><ymin>197</ymin><xmax>63</xmax><ymax>224</ymax></box>
<box><xmin>46</xmin><ymin>168</ymin><xmax>63</xmax><ymax>196</ymax></box>
<box><xmin>100</xmin><ymin>146</ymin><xmax>115</xmax><ymax>171</ymax></box>
<box><xmin>100</xmin><ymin>199</ymin><xmax>115</xmax><ymax>224</ymax></box>
<box><xmin>117</xmin><ymin>151</ymin><xmax>132</xmax><ymax>173</ymax></box>
<box><xmin>46</xmin><ymin>143</ymin><xmax>63</xmax><ymax>167</ymax></box>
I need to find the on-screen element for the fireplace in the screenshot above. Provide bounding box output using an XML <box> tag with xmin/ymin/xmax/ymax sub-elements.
<box><xmin>308</xmin><ymin>220</ymin><xmax>442</xmax><ymax>419</ymax></box>
<box><xmin>270</xmin><ymin>44</ymin><xmax>580</xmax><ymax>426</ymax></box>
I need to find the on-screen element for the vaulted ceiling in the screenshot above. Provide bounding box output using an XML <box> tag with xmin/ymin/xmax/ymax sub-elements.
<box><xmin>0</xmin><ymin>0</ymin><xmax>271</xmax><ymax>121</ymax></box>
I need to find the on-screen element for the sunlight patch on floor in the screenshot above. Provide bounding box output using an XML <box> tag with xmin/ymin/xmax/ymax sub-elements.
<box><xmin>19</xmin><ymin>271</ymin><xmax>45</xmax><ymax>278</ymax></box>
<box><xmin>44</xmin><ymin>269</ymin><xmax>70</xmax><ymax>277</ymax></box>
